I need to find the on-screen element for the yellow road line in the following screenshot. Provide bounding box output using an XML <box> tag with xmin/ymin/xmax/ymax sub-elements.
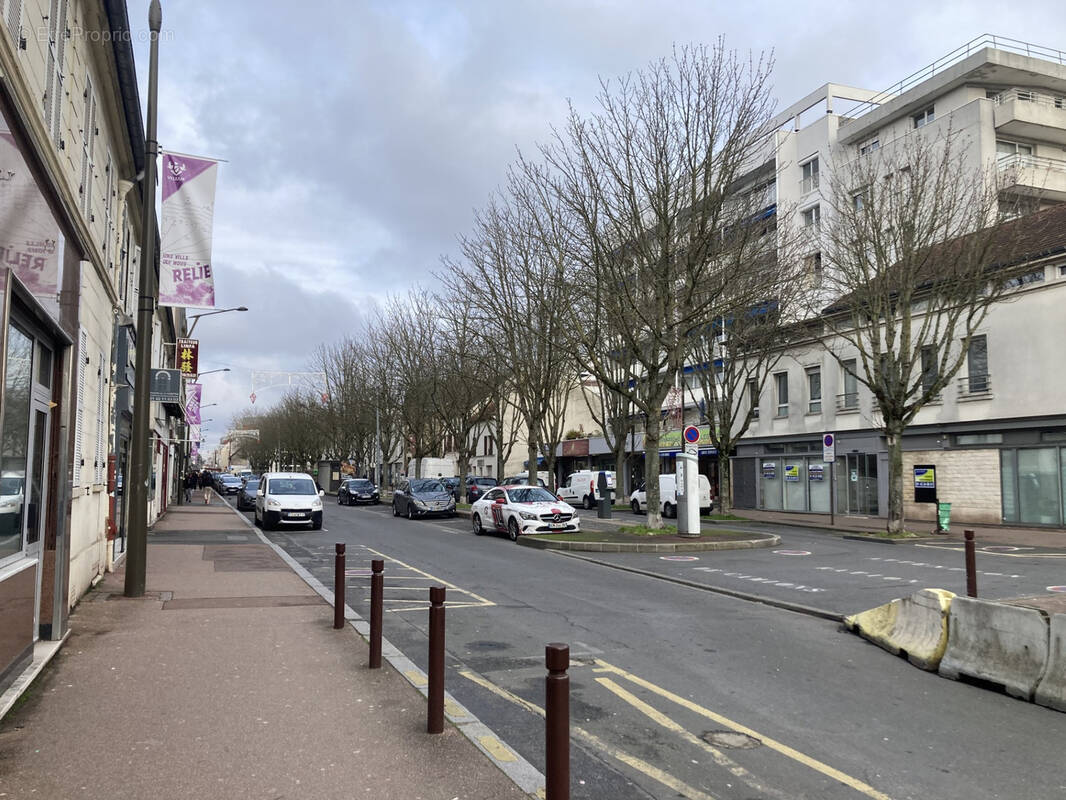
<box><xmin>404</xmin><ymin>670</ymin><xmax>427</xmax><ymax>687</ymax></box>
<box><xmin>479</xmin><ymin>735</ymin><xmax>518</xmax><ymax>762</ymax></box>
<box><xmin>592</xmin><ymin>659</ymin><xmax>894</xmax><ymax>800</ymax></box>
<box><xmin>595</xmin><ymin>677</ymin><xmax>789</xmax><ymax>800</ymax></box>
<box><xmin>459</xmin><ymin>669</ymin><xmax>717</xmax><ymax>800</ymax></box>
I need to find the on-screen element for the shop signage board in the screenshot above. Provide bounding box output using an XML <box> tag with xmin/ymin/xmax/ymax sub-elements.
<box><xmin>914</xmin><ymin>464</ymin><xmax>938</xmax><ymax>504</ymax></box>
<box><xmin>149</xmin><ymin>369</ymin><xmax>182</xmax><ymax>403</ymax></box>
<box><xmin>808</xmin><ymin>464</ymin><xmax>824</xmax><ymax>481</ymax></box>
<box><xmin>761</xmin><ymin>462</ymin><xmax>776</xmax><ymax>479</ymax></box>
<box><xmin>177</xmin><ymin>337</ymin><xmax>199</xmax><ymax>378</ymax></box>
<box><xmin>784</xmin><ymin>464</ymin><xmax>800</xmax><ymax>481</ymax></box>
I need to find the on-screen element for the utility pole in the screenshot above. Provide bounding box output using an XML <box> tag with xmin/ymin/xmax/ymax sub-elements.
<box><xmin>124</xmin><ymin>0</ymin><xmax>162</xmax><ymax>597</ymax></box>
<box><xmin>375</xmin><ymin>406</ymin><xmax>381</xmax><ymax>486</ymax></box>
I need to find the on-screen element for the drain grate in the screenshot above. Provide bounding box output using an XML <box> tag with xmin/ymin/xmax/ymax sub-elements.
<box><xmin>702</xmin><ymin>730</ymin><xmax>762</xmax><ymax>749</ymax></box>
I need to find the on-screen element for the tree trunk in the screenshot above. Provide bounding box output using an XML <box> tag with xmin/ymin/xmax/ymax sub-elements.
<box><xmin>614</xmin><ymin>447</ymin><xmax>627</xmax><ymax>507</ymax></box>
<box><xmin>885</xmin><ymin>425</ymin><xmax>904</xmax><ymax>533</ymax></box>
<box><xmin>526</xmin><ymin>421</ymin><xmax>539</xmax><ymax>493</ymax></box>
<box><xmin>716</xmin><ymin>451</ymin><xmax>732</xmax><ymax>515</ymax></box>
<box><xmin>644</xmin><ymin>413</ymin><xmax>663</xmax><ymax>529</ymax></box>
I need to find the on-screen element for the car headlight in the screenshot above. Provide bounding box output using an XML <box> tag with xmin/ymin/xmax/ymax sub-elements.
<box><xmin>266</xmin><ymin>499</ymin><xmax>281</xmax><ymax>510</ymax></box>
<box><xmin>519</xmin><ymin>511</ymin><xmax>538</xmax><ymax>521</ymax></box>
<box><xmin>312</xmin><ymin>499</ymin><xmax>322</xmax><ymax>510</ymax></box>
<box><xmin>571</xmin><ymin>514</ymin><xmax>580</xmax><ymax>523</ymax></box>
<box><xmin>414</xmin><ymin>498</ymin><xmax>427</xmax><ymax>508</ymax></box>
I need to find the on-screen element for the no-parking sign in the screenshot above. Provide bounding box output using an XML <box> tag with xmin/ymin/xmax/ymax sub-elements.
<box><xmin>823</xmin><ymin>433</ymin><xmax>835</xmax><ymax>463</ymax></box>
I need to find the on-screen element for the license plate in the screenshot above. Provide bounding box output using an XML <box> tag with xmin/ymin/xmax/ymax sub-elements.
<box><xmin>285</xmin><ymin>512</ymin><xmax>307</xmax><ymax>519</ymax></box>
<box><xmin>550</xmin><ymin>522</ymin><xmax>566</xmax><ymax>530</ymax></box>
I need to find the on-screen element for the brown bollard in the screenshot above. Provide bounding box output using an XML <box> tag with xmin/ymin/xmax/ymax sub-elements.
<box><xmin>369</xmin><ymin>559</ymin><xmax>384</xmax><ymax>669</ymax></box>
<box><xmin>964</xmin><ymin>530</ymin><xmax>978</xmax><ymax>598</ymax></box>
<box><xmin>333</xmin><ymin>543</ymin><xmax>346</xmax><ymax>629</ymax></box>
<box><xmin>545</xmin><ymin>643</ymin><xmax>570</xmax><ymax>800</ymax></box>
<box><xmin>427</xmin><ymin>586</ymin><xmax>446</xmax><ymax>734</ymax></box>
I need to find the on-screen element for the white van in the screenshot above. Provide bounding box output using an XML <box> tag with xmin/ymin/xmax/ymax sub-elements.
<box><xmin>255</xmin><ymin>472</ymin><xmax>324</xmax><ymax>531</ymax></box>
<box><xmin>629</xmin><ymin>473</ymin><xmax>713</xmax><ymax>518</ymax></box>
<box><xmin>558</xmin><ymin>470</ymin><xmax>617</xmax><ymax>509</ymax></box>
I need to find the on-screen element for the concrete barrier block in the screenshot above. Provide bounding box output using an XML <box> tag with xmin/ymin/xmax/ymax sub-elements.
<box><xmin>1034</xmin><ymin>614</ymin><xmax>1066</xmax><ymax>712</ymax></box>
<box><xmin>939</xmin><ymin>597</ymin><xmax>1049</xmax><ymax>700</ymax></box>
<box><xmin>844</xmin><ymin>589</ymin><xmax>954</xmax><ymax>671</ymax></box>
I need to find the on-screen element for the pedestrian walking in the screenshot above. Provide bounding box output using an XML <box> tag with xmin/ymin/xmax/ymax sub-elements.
<box><xmin>200</xmin><ymin>468</ymin><xmax>213</xmax><ymax>505</ymax></box>
<box><xmin>184</xmin><ymin>471</ymin><xmax>198</xmax><ymax>503</ymax></box>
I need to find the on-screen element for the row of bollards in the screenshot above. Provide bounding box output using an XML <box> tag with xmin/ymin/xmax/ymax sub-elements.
<box><xmin>332</xmin><ymin>542</ymin><xmax>572</xmax><ymax>798</ymax></box>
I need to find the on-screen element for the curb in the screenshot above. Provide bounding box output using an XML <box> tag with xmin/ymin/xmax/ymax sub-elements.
<box><xmin>842</xmin><ymin>534</ymin><xmax>943</xmax><ymax>546</ymax></box>
<box><xmin>219</xmin><ymin>497</ymin><xmax>545</xmax><ymax>797</ymax></box>
<box><xmin>550</xmin><ymin>549</ymin><xmax>843</xmax><ymax>622</ymax></box>
<box><xmin>517</xmin><ymin>533</ymin><xmax>780</xmax><ymax>553</ymax></box>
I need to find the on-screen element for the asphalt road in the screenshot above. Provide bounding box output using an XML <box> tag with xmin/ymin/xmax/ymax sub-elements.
<box><xmin>243</xmin><ymin>500</ymin><xmax>1066</xmax><ymax>800</ymax></box>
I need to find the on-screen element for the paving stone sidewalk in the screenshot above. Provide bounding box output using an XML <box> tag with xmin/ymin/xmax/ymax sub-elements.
<box><xmin>0</xmin><ymin>503</ymin><xmax>528</xmax><ymax>800</ymax></box>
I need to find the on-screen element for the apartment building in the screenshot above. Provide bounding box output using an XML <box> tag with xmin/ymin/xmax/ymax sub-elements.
<box><xmin>724</xmin><ymin>36</ymin><xmax>1066</xmax><ymax>526</ymax></box>
<box><xmin>0</xmin><ymin>0</ymin><xmax>186</xmax><ymax>695</ymax></box>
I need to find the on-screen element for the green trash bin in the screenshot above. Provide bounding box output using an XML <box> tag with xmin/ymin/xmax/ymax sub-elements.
<box><xmin>937</xmin><ymin>502</ymin><xmax>951</xmax><ymax>532</ymax></box>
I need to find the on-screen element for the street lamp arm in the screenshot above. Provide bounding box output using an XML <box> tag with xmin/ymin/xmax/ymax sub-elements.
<box><xmin>186</xmin><ymin>306</ymin><xmax>248</xmax><ymax>335</ymax></box>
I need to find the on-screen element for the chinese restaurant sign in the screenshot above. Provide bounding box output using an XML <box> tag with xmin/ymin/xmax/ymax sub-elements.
<box><xmin>177</xmin><ymin>337</ymin><xmax>198</xmax><ymax>378</ymax></box>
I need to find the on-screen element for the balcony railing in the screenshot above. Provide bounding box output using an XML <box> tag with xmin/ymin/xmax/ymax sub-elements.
<box><xmin>836</xmin><ymin>392</ymin><xmax>859</xmax><ymax>411</ymax></box>
<box><xmin>958</xmin><ymin>373</ymin><xmax>992</xmax><ymax>395</ymax></box>
<box><xmin>990</xmin><ymin>88</ymin><xmax>1066</xmax><ymax>109</ymax></box>
<box><xmin>840</xmin><ymin>35</ymin><xmax>1066</xmax><ymax>126</ymax></box>
<box><xmin>997</xmin><ymin>153</ymin><xmax>1066</xmax><ymax>175</ymax></box>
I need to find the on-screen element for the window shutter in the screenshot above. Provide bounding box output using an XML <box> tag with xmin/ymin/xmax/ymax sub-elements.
<box><xmin>95</xmin><ymin>352</ymin><xmax>106</xmax><ymax>484</ymax></box>
<box><xmin>73</xmin><ymin>327</ymin><xmax>86</xmax><ymax>487</ymax></box>
<box><xmin>4</xmin><ymin>1</ymin><xmax>23</xmax><ymax>40</ymax></box>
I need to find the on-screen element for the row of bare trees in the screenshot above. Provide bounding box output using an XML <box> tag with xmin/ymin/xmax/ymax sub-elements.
<box><xmin>235</xmin><ymin>40</ymin><xmax>1034</xmax><ymax>533</ymax></box>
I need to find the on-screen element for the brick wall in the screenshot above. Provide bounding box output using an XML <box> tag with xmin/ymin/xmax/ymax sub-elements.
<box><xmin>903</xmin><ymin>449</ymin><xmax>1002</xmax><ymax>525</ymax></box>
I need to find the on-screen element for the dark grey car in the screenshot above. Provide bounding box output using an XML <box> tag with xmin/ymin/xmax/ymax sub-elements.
<box><xmin>339</xmin><ymin>478</ymin><xmax>379</xmax><ymax>505</ymax></box>
<box><xmin>392</xmin><ymin>478</ymin><xmax>456</xmax><ymax>519</ymax></box>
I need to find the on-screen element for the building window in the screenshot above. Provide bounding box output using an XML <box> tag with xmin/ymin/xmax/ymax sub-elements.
<box><xmin>800</xmin><ymin>157</ymin><xmax>819</xmax><ymax>194</ymax></box>
<box><xmin>1003</xmin><ymin>268</ymin><xmax>1044</xmax><ymax>288</ymax></box>
<box><xmin>997</xmin><ymin>140</ymin><xmax>1033</xmax><ymax>160</ymax></box>
<box><xmin>774</xmin><ymin>372</ymin><xmax>789</xmax><ymax>417</ymax></box>
<box><xmin>805</xmin><ymin>252</ymin><xmax>823</xmax><ymax>286</ymax></box>
<box><xmin>912</xmin><ymin>106</ymin><xmax>935</xmax><ymax>128</ymax></box>
<box><xmin>859</xmin><ymin>138</ymin><xmax>880</xmax><ymax>155</ymax></box>
<box><xmin>965</xmin><ymin>334</ymin><xmax>989</xmax><ymax>393</ymax></box>
<box><xmin>955</xmin><ymin>433</ymin><xmax>1003</xmax><ymax>446</ymax></box>
<box><xmin>1060</xmin><ymin>264</ymin><xmax>1066</xmax><ymax>277</ymax></box>
<box><xmin>840</xmin><ymin>359</ymin><xmax>858</xmax><ymax>409</ymax></box>
<box><xmin>802</xmin><ymin>205</ymin><xmax>820</xmax><ymax>231</ymax></box>
<box><xmin>920</xmin><ymin>346</ymin><xmax>938</xmax><ymax>396</ymax></box>
<box><xmin>806</xmin><ymin>367</ymin><xmax>821</xmax><ymax>414</ymax></box>
<box><xmin>748</xmin><ymin>378</ymin><xmax>759</xmax><ymax>419</ymax></box>
<box><xmin>1056</xmin><ymin>97</ymin><xmax>1065</xmax><ymax>109</ymax></box>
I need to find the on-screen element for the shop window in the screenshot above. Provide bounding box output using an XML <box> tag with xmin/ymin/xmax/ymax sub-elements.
<box><xmin>0</xmin><ymin>324</ymin><xmax>33</xmax><ymax>563</ymax></box>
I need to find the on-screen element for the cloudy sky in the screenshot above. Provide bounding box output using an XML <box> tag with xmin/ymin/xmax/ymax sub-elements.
<box><xmin>128</xmin><ymin>0</ymin><xmax>1066</xmax><ymax>452</ymax></box>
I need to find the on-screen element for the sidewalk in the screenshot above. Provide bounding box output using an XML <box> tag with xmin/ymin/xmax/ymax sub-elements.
<box><xmin>728</xmin><ymin>508</ymin><xmax>1066</xmax><ymax>549</ymax></box>
<box><xmin>0</xmin><ymin>503</ymin><xmax>528</xmax><ymax>799</ymax></box>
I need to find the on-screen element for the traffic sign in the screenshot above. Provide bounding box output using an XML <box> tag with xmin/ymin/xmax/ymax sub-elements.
<box><xmin>683</xmin><ymin>425</ymin><xmax>701</xmax><ymax>444</ymax></box>
<box><xmin>823</xmin><ymin>433</ymin><xmax>835</xmax><ymax>463</ymax></box>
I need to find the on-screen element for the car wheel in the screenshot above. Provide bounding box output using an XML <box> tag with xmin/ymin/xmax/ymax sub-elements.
<box><xmin>472</xmin><ymin>514</ymin><xmax>484</xmax><ymax>536</ymax></box>
<box><xmin>663</xmin><ymin>502</ymin><xmax>675</xmax><ymax>519</ymax></box>
<box><xmin>406</xmin><ymin>504</ymin><xmax>414</xmax><ymax>520</ymax></box>
<box><xmin>582</xmin><ymin>495</ymin><xmax>593</xmax><ymax>510</ymax></box>
<box><xmin>631</xmin><ymin>500</ymin><xmax>640</xmax><ymax>515</ymax></box>
<box><xmin>392</xmin><ymin>502</ymin><xmax>399</xmax><ymax>517</ymax></box>
<box><xmin>337</xmin><ymin>494</ymin><xmax>342</xmax><ymax>504</ymax></box>
<box><xmin>312</xmin><ymin>519</ymin><xmax>322</xmax><ymax>531</ymax></box>
<box><xmin>507</xmin><ymin>517</ymin><xmax>520</xmax><ymax>542</ymax></box>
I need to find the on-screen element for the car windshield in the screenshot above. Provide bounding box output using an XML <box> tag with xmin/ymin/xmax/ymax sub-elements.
<box><xmin>508</xmin><ymin>487</ymin><xmax>558</xmax><ymax>504</ymax></box>
<box><xmin>267</xmin><ymin>478</ymin><xmax>317</xmax><ymax>495</ymax></box>
<box><xmin>244</xmin><ymin>479</ymin><xmax>260</xmax><ymax>490</ymax></box>
<box><xmin>0</xmin><ymin>477</ymin><xmax>24</xmax><ymax>495</ymax></box>
<box><xmin>351</xmin><ymin>480</ymin><xmax>373</xmax><ymax>488</ymax></box>
<box><xmin>411</xmin><ymin>479</ymin><xmax>445</xmax><ymax>493</ymax></box>
<box><xmin>474</xmin><ymin>478</ymin><xmax>497</xmax><ymax>487</ymax></box>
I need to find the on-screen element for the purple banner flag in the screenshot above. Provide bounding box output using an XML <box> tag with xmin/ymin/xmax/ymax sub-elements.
<box><xmin>160</xmin><ymin>152</ymin><xmax>219</xmax><ymax>308</ymax></box>
<box><xmin>185</xmin><ymin>382</ymin><xmax>202</xmax><ymax>425</ymax></box>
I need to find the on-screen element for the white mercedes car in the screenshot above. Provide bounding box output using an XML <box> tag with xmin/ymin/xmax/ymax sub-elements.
<box><xmin>471</xmin><ymin>485</ymin><xmax>580</xmax><ymax>541</ymax></box>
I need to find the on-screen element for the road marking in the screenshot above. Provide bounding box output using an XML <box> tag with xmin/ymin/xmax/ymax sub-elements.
<box><xmin>596</xmin><ymin>677</ymin><xmax>789</xmax><ymax>800</ymax></box>
<box><xmin>694</xmin><ymin>567</ymin><xmax>825</xmax><ymax>593</ymax></box>
<box><xmin>459</xmin><ymin>669</ymin><xmax>717</xmax><ymax>800</ymax></box>
<box><xmin>915</xmin><ymin>544</ymin><xmax>1066</xmax><ymax>559</ymax></box>
<box><xmin>591</xmin><ymin>659</ymin><xmax>895</xmax><ymax>800</ymax></box>
<box><xmin>359</xmin><ymin>546</ymin><xmax>495</xmax><ymax>610</ymax></box>
<box><xmin>404</xmin><ymin>670</ymin><xmax>427</xmax><ymax>687</ymax></box>
<box><xmin>479</xmin><ymin>735</ymin><xmax>518</xmax><ymax>763</ymax></box>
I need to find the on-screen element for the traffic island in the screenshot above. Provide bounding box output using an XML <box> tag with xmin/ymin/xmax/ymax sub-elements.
<box><xmin>842</xmin><ymin>530</ymin><xmax>942</xmax><ymax>545</ymax></box>
<box><xmin>516</xmin><ymin>527</ymin><xmax>779</xmax><ymax>553</ymax></box>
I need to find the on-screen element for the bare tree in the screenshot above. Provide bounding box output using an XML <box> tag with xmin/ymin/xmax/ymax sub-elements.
<box><xmin>537</xmin><ymin>41</ymin><xmax>777</xmax><ymax>527</ymax></box>
<box><xmin>816</xmin><ymin>128</ymin><xmax>1023</xmax><ymax>532</ymax></box>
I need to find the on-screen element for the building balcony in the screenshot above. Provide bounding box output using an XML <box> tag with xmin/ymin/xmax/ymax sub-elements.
<box><xmin>836</xmin><ymin>392</ymin><xmax>859</xmax><ymax>412</ymax></box>
<box><xmin>992</xmin><ymin>89</ymin><xmax>1066</xmax><ymax>146</ymax></box>
<box><xmin>958</xmin><ymin>373</ymin><xmax>992</xmax><ymax>397</ymax></box>
<box><xmin>997</xmin><ymin>153</ymin><xmax>1066</xmax><ymax>203</ymax></box>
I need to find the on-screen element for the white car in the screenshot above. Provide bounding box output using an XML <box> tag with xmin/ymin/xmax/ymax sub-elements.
<box><xmin>630</xmin><ymin>473</ymin><xmax>713</xmax><ymax>518</ymax></box>
<box><xmin>557</xmin><ymin>470</ymin><xmax>616</xmax><ymax>509</ymax></box>
<box><xmin>471</xmin><ymin>485</ymin><xmax>580</xmax><ymax>541</ymax></box>
<box><xmin>255</xmin><ymin>472</ymin><xmax>324</xmax><ymax>531</ymax></box>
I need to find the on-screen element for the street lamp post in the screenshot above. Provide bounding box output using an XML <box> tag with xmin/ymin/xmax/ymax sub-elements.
<box><xmin>124</xmin><ymin>0</ymin><xmax>162</xmax><ymax>598</ymax></box>
<box><xmin>187</xmin><ymin>306</ymin><xmax>247</xmax><ymax>335</ymax></box>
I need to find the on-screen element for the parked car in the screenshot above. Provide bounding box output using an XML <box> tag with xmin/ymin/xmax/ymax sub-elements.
<box><xmin>471</xmin><ymin>485</ymin><xmax>580</xmax><ymax>541</ymax></box>
<box><xmin>629</xmin><ymin>473</ymin><xmax>713</xmax><ymax>517</ymax></box>
<box><xmin>464</xmin><ymin>475</ymin><xmax>499</xmax><ymax>503</ymax></box>
<box><xmin>558</xmin><ymin>470</ymin><xmax>616</xmax><ymax>509</ymax></box>
<box><xmin>392</xmin><ymin>478</ymin><xmax>456</xmax><ymax>519</ymax></box>
<box><xmin>237</xmin><ymin>477</ymin><xmax>260</xmax><ymax>511</ymax></box>
<box><xmin>217</xmin><ymin>474</ymin><xmax>244</xmax><ymax>495</ymax></box>
<box><xmin>254</xmin><ymin>472</ymin><xmax>324</xmax><ymax>531</ymax></box>
<box><xmin>503</xmin><ymin>474</ymin><xmax>547</xmax><ymax>489</ymax></box>
<box><xmin>440</xmin><ymin>476</ymin><xmax>461</xmax><ymax>500</ymax></box>
<box><xmin>339</xmin><ymin>478</ymin><xmax>379</xmax><ymax>505</ymax></box>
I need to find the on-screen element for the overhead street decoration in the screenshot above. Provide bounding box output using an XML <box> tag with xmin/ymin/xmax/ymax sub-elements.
<box><xmin>177</xmin><ymin>337</ymin><xmax>198</xmax><ymax>378</ymax></box>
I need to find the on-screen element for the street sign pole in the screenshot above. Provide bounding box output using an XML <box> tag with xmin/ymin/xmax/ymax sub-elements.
<box><xmin>823</xmin><ymin>433</ymin><xmax>836</xmax><ymax>528</ymax></box>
